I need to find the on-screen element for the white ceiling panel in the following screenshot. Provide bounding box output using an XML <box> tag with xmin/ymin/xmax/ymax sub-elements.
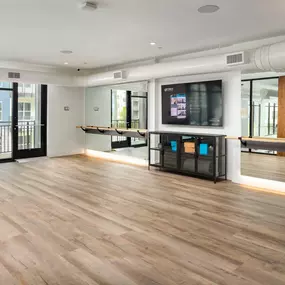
<box><xmin>0</xmin><ymin>0</ymin><xmax>285</xmax><ymax>68</ymax></box>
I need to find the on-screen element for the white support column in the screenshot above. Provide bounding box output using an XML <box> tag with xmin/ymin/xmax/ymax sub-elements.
<box><xmin>148</xmin><ymin>79</ymin><xmax>157</xmax><ymax>131</ymax></box>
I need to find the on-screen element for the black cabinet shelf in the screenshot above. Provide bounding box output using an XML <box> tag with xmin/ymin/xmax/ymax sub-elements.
<box><xmin>148</xmin><ymin>131</ymin><xmax>227</xmax><ymax>183</ymax></box>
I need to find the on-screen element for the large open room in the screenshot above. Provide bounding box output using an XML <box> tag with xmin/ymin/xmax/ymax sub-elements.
<box><xmin>0</xmin><ymin>0</ymin><xmax>285</xmax><ymax>284</ymax></box>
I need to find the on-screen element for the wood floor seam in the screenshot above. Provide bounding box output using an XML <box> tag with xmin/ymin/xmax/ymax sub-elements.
<box><xmin>0</xmin><ymin>156</ymin><xmax>284</xmax><ymax>284</ymax></box>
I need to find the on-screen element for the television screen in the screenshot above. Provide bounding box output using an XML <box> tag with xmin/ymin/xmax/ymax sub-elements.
<box><xmin>162</xmin><ymin>80</ymin><xmax>223</xmax><ymax>126</ymax></box>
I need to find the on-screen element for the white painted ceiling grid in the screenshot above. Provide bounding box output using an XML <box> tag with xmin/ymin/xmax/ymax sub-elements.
<box><xmin>0</xmin><ymin>0</ymin><xmax>285</xmax><ymax>68</ymax></box>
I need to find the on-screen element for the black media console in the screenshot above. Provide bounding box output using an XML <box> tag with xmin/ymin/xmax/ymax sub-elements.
<box><xmin>148</xmin><ymin>131</ymin><xmax>227</xmax><ymax>183</ymax></box>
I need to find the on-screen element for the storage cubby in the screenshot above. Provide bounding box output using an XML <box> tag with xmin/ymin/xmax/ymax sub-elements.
<box><xmin>148</xmin><ymin>131</ymin><xmax>227</xmax><ymax>183</ymax></box>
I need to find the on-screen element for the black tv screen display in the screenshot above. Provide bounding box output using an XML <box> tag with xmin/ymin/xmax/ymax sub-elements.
<box><xmin>162</xmin><ymin>80</ymin><xmax>223</xmax><ymax>126</ymax></box>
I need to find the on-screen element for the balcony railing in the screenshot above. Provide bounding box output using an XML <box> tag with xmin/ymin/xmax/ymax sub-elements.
<box><xmin>111</xmin><ymin>120</ymin><xmax>140</xmax><ymax>129</ymax></box>
<box><xmin>0</xmin><ymin>123</ymin><xmax>12</xmax><ymax>153</ymax></box>
<box><xmin>0</xmin><ymin>121</ymin><xmax>36</xmax><ymax>153</ymax></box>
<box><xmin>111</xmin><ymin>120</ymin><xmax>146</xmax><ymax>145</ymax></box>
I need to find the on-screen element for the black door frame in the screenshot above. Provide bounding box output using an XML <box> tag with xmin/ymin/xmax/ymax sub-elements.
<box><xmin>12</xmin><ymin>83</ymin><xmax>47</xmax><ymax>159</ymax></box>
<box><xmin>129</xmin><ymin>93</ymin><xmax>148</xmax><ymax>148</ymax></box>
<box><xmin>111</xmin><ymin>89</ymin><xmax>148</xmax><ymax>149</ymax></box>
<box><xmin>0</xmin><ymin>84</ymin><xmax>14</xmax><ymax>163</ymax></box>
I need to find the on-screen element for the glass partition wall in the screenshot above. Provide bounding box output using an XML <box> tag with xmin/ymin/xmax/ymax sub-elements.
<box><xmin>111</xmin><ymin>89</ymin><xmax>147</xmax><ymax>149</ymax></box>
<box><xmin>241</xmin><ymin>77</ymin><xmax>279</xmax><ymax>154</ymax></box>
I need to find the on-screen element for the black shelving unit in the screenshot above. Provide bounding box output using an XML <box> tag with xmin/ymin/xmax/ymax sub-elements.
<box><xmin>148</xmin><ymin>131</ymin><xmax>227</xmax><ymax>183</ymax></box>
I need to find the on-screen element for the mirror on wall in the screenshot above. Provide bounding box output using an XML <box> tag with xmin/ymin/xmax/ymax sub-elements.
<box><xmin>108</xmin><ymin>83</ymin><xmax>148</xmax><ymax>163</ymax></box>
<box><xmin>240</xmin><ymin>77</ymin><xmax>285</xmax><ymax>183</ymax></box>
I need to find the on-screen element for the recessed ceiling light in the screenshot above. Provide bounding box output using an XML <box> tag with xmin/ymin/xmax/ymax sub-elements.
<box><xmin>80</xmin><ymin>1</ymin><xmax>98</xmax><ymax>11</ymax></box>
<box><xmin>64</xmin><ymin>62</ymin><xmax>69</xmax><ymax>65</ymax></box>
<box><xmin>198</xmin><ymin>5</ymin><xmax>220</xmax><ymax>14</ymax></box>
<box><xmin>150</xmin><ymin>42</ymin><xmax>156</xmax><ymax>46</ymax></box>
<box><xmin>60</xmin><ymin>50</ymin><xmax>73</xmax><ymax>54</ymax></box>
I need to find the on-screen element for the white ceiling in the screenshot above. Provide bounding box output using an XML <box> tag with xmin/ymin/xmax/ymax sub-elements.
<box><xmin>1</xmin><ymin>0</ymin><xmax>285</xmax><ymax>69</ymax></box>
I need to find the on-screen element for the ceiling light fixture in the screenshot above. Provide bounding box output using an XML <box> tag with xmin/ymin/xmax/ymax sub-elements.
<box><xmin>60</xmin><ymin>50</ymin><xmax>73</xmax><ymax>54</ymax></box>
<box><xmin>150</xmin><ymin>42</ymin><xmax>156</xmax><ymax>46</ymax></box>
<box><xmin>64</xmin><ymin>62</ymin><xmax>69</xmax><ymax>65</ymax></box>
<box><xmin>80</xmin><ymin>1</ymin><xmax>97</xmax><ymax>11</ymax></box>
<box><xmin>198</xmin><ymin>5</ymin><xmax>220</xmax><ymax>14</ymax></box>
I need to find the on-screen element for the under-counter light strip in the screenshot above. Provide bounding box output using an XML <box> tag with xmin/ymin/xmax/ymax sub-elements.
<box><xmin>85</xmin><ymin>149</ymin><xmax>148</xmax><ymax>167</ymax></box>
<box><xmin>240</xmin><ymin>184</ymin><xmax>285</xmax><ymax>196</ymax></box>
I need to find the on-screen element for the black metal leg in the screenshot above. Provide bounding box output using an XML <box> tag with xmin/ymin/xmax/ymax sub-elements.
<box><xmin>225</xmin><ymin>138</ymin><xmax>228</xmax><ymax>180</ymax></box>
<box><xmin>213</xmin><ymin>138</ymin><xmax>216</xmax><ymax>184</ymax></box>
<box><xmin>148</xmin><ymin>134</ymin><xmax>150</xmax><ymax>171</ymax></box>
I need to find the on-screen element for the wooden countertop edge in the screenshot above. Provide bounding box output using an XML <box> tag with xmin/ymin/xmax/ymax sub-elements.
<box><xmin>226</xmin><ymin>136</ymin><xmax>285</xmax><ymax>143</ymax></box>
<box><xmin>76</xmin><ymin>126</ymin><xmax>148</xmax><ymax>132</ymax></box>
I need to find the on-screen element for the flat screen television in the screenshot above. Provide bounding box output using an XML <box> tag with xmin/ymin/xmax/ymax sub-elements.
<box><xmin>162</xmin><ymin>80</ymin><xmax>223</xmax><ymax>126</ymax></box>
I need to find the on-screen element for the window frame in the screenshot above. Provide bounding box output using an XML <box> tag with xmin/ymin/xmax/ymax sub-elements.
<box><xmin>18</xmin><ymin>102</ymin><xmax>32</xmax><ymax>121</ymax></box>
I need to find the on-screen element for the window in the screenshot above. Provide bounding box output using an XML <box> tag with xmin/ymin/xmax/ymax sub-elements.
<box><xmin>0</xmin><ymin>102</ymin><xmax>2</xmax><ymax>121</ymax></box>
<box><xmin>18</xmin><ymin>83</ymin><xmax>35</xmax><ymax>97</ymax></box>
<box><xmin>0</xmin><ymin>82</ymin><xmax>12</xmax><ymax>89</ymax></box>
<box><xmin>18</xmin><ymin>102</ymin><xmax>31</xmax><ymax>121</ymax></box>
<box><xmin>111</xmin><ymin>89</ymin><xmax>148</xmax><ymax>148</ymax></box>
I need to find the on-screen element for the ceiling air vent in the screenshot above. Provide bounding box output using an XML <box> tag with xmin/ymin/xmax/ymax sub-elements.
<box><xmin>8</xmin><ymin>72</ymin><xmax>20</xmax><ymax>79</ymax></box>
<box><xmin>113</xmin><ymin>71</ymin><xmax>126</xmax><ymax>80</ymax></box>
<box><xmin>226</xmin><ymin>52</ymin><xmax>245</xmax><ymax>66</ymax></box>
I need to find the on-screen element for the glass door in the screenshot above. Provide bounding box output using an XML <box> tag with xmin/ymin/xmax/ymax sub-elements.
<box><xmin>0</xmin><ymin>82</ymin><xmax>13</xmax><ymax>161</ymax></box>
<box><xmin>111</xmin><ymin>89</ymin><xmax>148</xmax><ymax>149</ymax></box>
<box><xmin>111</xmin><ymin>90</ymin><xmax>128</xmax><ymax>148</ymax></box>
<box><xmin>13</xmin><ymin>83</ymin><xmax>47</xmax><ymax>159</ymax></box>
<box><xmin>130</xmin><ymin>91</ymin><xmax>147</xmax><ymax>147</ymax></box>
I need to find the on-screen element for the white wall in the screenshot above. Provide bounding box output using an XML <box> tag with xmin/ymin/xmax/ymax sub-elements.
<box><xmin>0</xmin><ymin>66</ymin><xmax>79</xmax><ymax>87</ymax></box>
<box><xmin>149</xmin><ymin>71</ymin><xmax>242</xmax><ymax>182</ymax></box>
<box><xmin>47</xmin><ymin>86</ymin><xmax>85</xmax><ymax>157</ymax></box>
<box><xmin>85</xmin><ymin>86</ymin><xmax>112</xmax><ymax>152</ymax></box>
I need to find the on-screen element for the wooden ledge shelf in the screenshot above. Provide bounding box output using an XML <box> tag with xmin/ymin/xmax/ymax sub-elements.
<box><xmin>76</xmin><ymin>126</ymin><xmax>147</xmax><ymax>138</ymax></box>
<box><xmin>226</xmin><ymin>136</ymin><xmax>285</xmax><ymax>152</ymax></box>
<box><xmin>226</xmin><ymin>136</ymin><xmax>285</xmax><ymax>143</ymax></box>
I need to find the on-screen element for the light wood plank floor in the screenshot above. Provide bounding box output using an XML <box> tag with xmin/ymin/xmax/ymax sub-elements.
<box><xmin>241</xmin><ymin>152</ymin><xmax>285</xmax><ymax>182</ymax></box>
<box><xmin>0</xmin><ymin>155</ymin><xmax>285</xmax><ymax>284</ymax></box>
